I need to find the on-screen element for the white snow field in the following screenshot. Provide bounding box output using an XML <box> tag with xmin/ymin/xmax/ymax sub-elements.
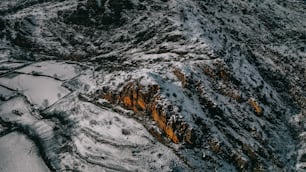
<box><xmin>45</xmin><ymin>94</ymin><xmax>187</xmax><ymax>171</ymax></box>
<box><xmin>0</xmin><ymin>73</ymin><xmax>70</xmax><ymax>108</ymax></box>
<box><xmin>0</xmin><ymin>0</ymin><xmax>305</xmax><ymax>171</ymax></box>
<box><xmin>17</xmin><ymin>61</ymin><xmax>80</xmax><ymax>81</ymax></box>
<box><xmin>0</xmin><ymin>132</ymin><xmax>50</xmax><ymax>172</ymax></box>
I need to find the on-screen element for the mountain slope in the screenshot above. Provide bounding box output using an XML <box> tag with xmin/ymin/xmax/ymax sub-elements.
<box><xmin>0</xmin><ymin>0</ymin><xmax>305</xmax><ymax>171</ymax></box>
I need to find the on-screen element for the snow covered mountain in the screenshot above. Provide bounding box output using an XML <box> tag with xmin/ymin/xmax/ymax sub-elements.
<box><xmin>0</xmin><ymin>0</ymin><xmax>305</xmax><ymax>171</ymax></box>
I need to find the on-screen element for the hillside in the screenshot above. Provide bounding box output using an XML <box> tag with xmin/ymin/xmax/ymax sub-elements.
<box><xmin>0</xmin><ymin>0</ymin><xmax>305</xmax><ymax>171</ymax></box>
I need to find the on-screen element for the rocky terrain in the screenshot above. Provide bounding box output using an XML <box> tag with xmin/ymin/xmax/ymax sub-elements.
<box><xmin>0</xmin><ymin>0</ymin><xmax>305</xmax><ymax>171</ymax></box>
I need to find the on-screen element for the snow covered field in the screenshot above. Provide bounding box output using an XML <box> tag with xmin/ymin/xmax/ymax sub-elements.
<box><xmin>17</xmin><ymin>61</ymin><xmax>80</xmax><ymax>81</ymax></box>
<box><xmin>0</xmin><ymin>0</ymin><xmax>305</xmax><ymax>171</ymax></box>
<box><xmin>0</xmin><ymin>86</ymin><xmax>16</xmax><ymax>101</ymax></box>
<box><xmin>45</xmin><ymin>94</ymin><xmax>187</xmax><ymax>171</ymax></box>
<box><xmin>0</xmin><ymin>73</ymin><xmax>70</xmax><ymax>108</ymax></box>
<box><xmin>0</xmin><ymin>60</ymin><xmax>187</xmax><ymax>171</ymax></box>
<box><xmin>0</xmin><ymin>132</ymin><xmax>50</xmax><ymax>172</ymax></box>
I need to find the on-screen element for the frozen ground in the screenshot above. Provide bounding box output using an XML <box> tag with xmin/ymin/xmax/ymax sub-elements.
<box><xmin>0</xmin><ymin>0</ymin><xmax>305</xmax><ymax>171</ymax></box>
<box><xmin>0</xmin><ymin>73</ymin><xmax>70</xmax><ymax>108</ymax></box>
<box><xmin>0</xmin><ymin>85</ymin><xmax>15</xmax><ymax>101</ymax></box>
<box><xmin>44</xmin><ymin>94</ymin><xmax>187</xmax><ymax>171</ymax></box>
<box><xmin>17</xmin><ymin>61</ymin><xmax>80</xmax><ymax>81</ymax></box>
<box><xmin>0</xmin><ymin>132</ymin><xmax>50</xmax><ymax>172</ymax></box>
<box><xmin>0</xmin><ymin>60</ymin><xmax>188</xmax><ymax>171</ymax></box>
<box><xmin>0</xmin><ymin>61</ymin><xmax>26</xmax><ymax>75</ymax></box>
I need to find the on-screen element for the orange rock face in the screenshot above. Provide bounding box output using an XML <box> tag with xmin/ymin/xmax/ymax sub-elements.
<box><xmin>248</xmin><ymin>98</ymin><xmax>262</xmax><ymax>115</ymax></box>
<box><xmin>123</xmin><ymin>96</ymin><xmax>132</xmax><ymax>107</ymax></box>
<box><xmin>137</xmin><ymin>96</ymin><xmax>146</xmax><ymax>110</ymax></box>
<box><xmin>173</xmin><ymin>68</ymin><xmax>187</xmax><ymax>88</ymax></box>
<box><xmin>151</xmin><ymin>106</ymin><xmax>179</xmax><ymax>143</ymax></box>
<box><xmin>101</xmin><ymin>82</ymin><xmax>190</xmax><ymax>144</ymax></box>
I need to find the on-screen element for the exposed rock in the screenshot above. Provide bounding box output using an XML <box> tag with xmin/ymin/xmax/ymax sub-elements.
<box><xmin>173</xmin><ymin>68</ymin><xmax>187</xmax><ymax>88</ymax></box>
<box><xmin>101</xmin><ymin>82</ymin><xmax>191</xmax><ymax>144</ymax></box>
<box><xmin>0</xmin><ymin>0</ymin><xmax>305</xmax><ymax>171</ymax></box>
<box><xmin>121</xmin><ymin>128</ymin><xmax>131</xmax><ymax>135</ymax></box>
<box><xmin>248</xmin><ymin>98</ymin><xmax>263</xmax><ymax>116</ymax></box>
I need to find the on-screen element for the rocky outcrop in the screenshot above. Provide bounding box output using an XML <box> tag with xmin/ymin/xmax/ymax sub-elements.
<box><xmin>64</xmin><ymin>0</ymin><xmax>135</xmax><ymax>26</ymax></box>
<box><xmin>248</xmin><ymin>98</ymin><xmax>262</xmax><ymax>116</ymax></box>
<box><xmin>100</xmin><ymin>82</ymin><xmax>192</xmax><ymax>144</ymax></box>
<box><xmin>1</xmin><ymin>0</ymin><xmax>305</xmax><ymax>171</ymax></box>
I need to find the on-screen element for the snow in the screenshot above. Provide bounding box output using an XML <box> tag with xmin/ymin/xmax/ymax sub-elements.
<box><xmin>0</xmin><ymin>0</ymin><xmax>305</xmax><ymax>171</ymax></box>
<box><xmin>17</xmin><ymin>61</ymin><xmax>80</xmax><ymax>81</ymax></box>
<box><xmin>156</xmin><ymin>75</ymin><xmax>204</xmax><ymax>123</ymax></box>
<box><xmin>0</xmin><ymin>96</ymin><xmax>34</xmax><ymax>124</ymax></box>
<box><xmin>6</xmin><ymin>0</ymin><xmax>78</xmax><ymax>19</ymax></box>
<box><xmin>0</xmin><ymin>51</ymin><xmax>10</xmax><ymax>63</ymax></box>
<box><xmin>0</xmin><ymin>73</ymin><xmax>70</xmax><ymax>108</ymax></box>
<box><xmin>45</xmin><ymin>94</ymin><xmax>188</xmax><ymax>171</ymax></box>
<box><xmin>0</xmin><ymin>86</ymin><xmax>16</xmax><ymax>101</ymax></box>
<box><xmin>0</xmin><ymin>96</ymin><xmax>61</xmax><ymax>171</ymax></box>
<box><xmin>64</xmin><ymin>69</ymin><xmax>98</xmax><ymax>93</ymax></box>
<box><xmin>0</xmin><ymin>132</ymin><xmax>50</xmax><ymax>172</ymax></box>
<box><xmin>0</xmin><ymin>61</ymin><xmax>26</xmax><ymax>71</ymax></box>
